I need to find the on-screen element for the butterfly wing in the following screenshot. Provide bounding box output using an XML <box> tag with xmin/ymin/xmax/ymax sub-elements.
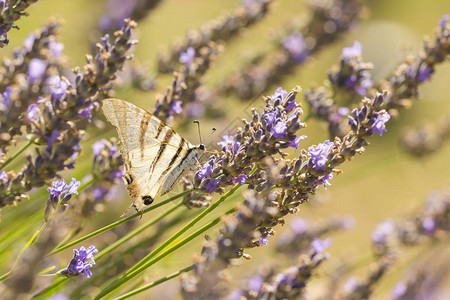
<box><xmin>102</xmin><ymin>98</ymin><xmax>192</xmax><ymax>210</ymax></box>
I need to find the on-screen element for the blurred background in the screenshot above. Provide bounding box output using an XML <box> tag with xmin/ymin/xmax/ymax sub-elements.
<box><xmin>2</xmin><ymin>0</ymin><xmax>450</xmax><ymax>298</ymax></box>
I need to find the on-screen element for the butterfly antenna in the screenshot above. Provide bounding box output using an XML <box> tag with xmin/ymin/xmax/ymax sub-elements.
<box><xmin>203</xmin><ymin>127</ymin><xmax>216</xmax><ymax>143</ymax></box>
<box><xmin>193</xmin><ymin>120</ymin><xmax>202</xmax><ymax>143</ymax></box>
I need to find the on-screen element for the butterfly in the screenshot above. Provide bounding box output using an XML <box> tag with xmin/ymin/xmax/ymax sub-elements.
<box><xmin>102</xmin><ymin>98</ymin><xmax>205</xmax><ymax>211</ymax></box>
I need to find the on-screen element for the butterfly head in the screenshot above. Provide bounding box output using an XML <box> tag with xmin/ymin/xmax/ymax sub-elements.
<box><xmin>199</xmin><ymin>144</ymin><xmax>205</xmax><ymax>151</ymax></box>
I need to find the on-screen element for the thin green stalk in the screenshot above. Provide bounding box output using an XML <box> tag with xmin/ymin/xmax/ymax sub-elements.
<box><xmin>0</xmin><ymin>219</ymin><xmax>48</xmax><ymax>281</ymax></box>
<box><xmin>113</xmin><ymin>265</ymin><xmax>194</xmax><ymax>300</ymax></box>
<box><xmin>49</xmin><ymin>189</ymin><xmax>192</xmax><ymax>255</ymax></box>
<box><xmin>110</xmin><ymin>206</ymin><xmax>237</xmax><ymax>299</ymax></box>
<box><xmin>0</xmin><ymin>223</ymin><xmax>44</xmax><ymax>281</ymax></box>
<box><xmin>94</xmin><ymin>184</ymin><xmax>242</xmax><ymax>299</ymax></box>
<box><xmin>96</xmin><ymin>202</ymin><xmax>183</xmax><ymax>260</ymax></box>
<box><xmin>0</xmin><ymin>139</ymin><xmax>33</xmax><ymax>170</ymax></box>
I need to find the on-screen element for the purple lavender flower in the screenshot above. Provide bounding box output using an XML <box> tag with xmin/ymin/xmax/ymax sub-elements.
<box><xmin>258</xmin><ymin>234</ymin><xmax>270</xmax><ymax>246</ymax></box>
<box><xmin>329</xmin><ymin>106</ymin><xmax>350</xmax><ymax>123</ymax></box>
<box><xmin>391</xmin><ymin>281</ymin><xmax>407</xmax><ymax>299</ymax></box>
<box><xmin>290</xmin><ymin>217</ymin><xmax>309</xmax><ymax>234</ymax></box>
<box><xmin>282</xmin><ymin>33</ymin><xmax>308</xmax><ymax>63</ymax></box>
<box><xmin>62</xmin><ymin>178</ymin><xmax>81</xmax><ymax>202</ymax></box>
<box><xmin>92</xmin><ymin>139</ymin><xmax>106</xmax><ymax>157</ymax></box>
<box><xmin>288</xmin><ymin>135</ymin><xmax>307</xmax><ymax>150</ymax></box>
<box><xmin>227</xmin><ymin>290</ymin><xmax>244</xmax><ymax>300</ymax></box>
<box><xmin>1</xmin><ymin>86</ymin><xmax>11</xmax><ymax>109</ymax></box>
<box><xmin>248</xmin><ymin>275</ymin><xmax>264</xmax><ymax>292</ymax></box>
<box><xmin>48</xmin><ymin>293</ymin><xmax>69</xmax><ymax>300</ymax></box>
<box><xmin>109</xmin><ymin>169</ymin><xmax>124</xmax><ymax>181</ymax></box>
<box><xmin>343</xmin><ymin>277</ymin><xmax>358</xmax><ymax>292</ymax></box>
<box><xmin>179</xmin><ymin>47</ymin><xmax>195</xmax><ymax>67</ymax></box>
<box><xmin>198</xmin><ymin>161</ymin><xmax>213</xmax><ymax>180</ymax></box>
<box><xmin>169</xmin><ymin>100</ymin><xmax>183</xmax><ymax>115</ymax></box>
<box><xmin>23</xmin><ymin>33</ymin><xmax>35</xmax><ymax>51</ymax></box>
<box><xmin>49</xmin><ymin>40</ymin><xmax>64</xmax><ymax>58</ymax></box>
<box><xmin>26</xmin><ymin>97</ymin><xmax>44</xmax><ymax>121</ymax></box>
<box><xmin>26</xmin><ymin>103</ymin><xmax>40</xmax><ymax>120</ymax></box>
<box><xmin>271</xmin><ymin>87</ymin><xmax>287</xmax><ymax>100</ymax></box>
<box><xmin>45</xmin><ymin>130</ymin><xmax>60</xmax><ymax>152</ymax></box>
<box><xmin>27</xmin><ymin>58</ymin><xmax>47</xmax><ymax>82</ymax></box>
<box><xmin>417</xmin><ymin>65</ymin><xmax>433</xmax><ymax>82</ymax></box>
<box><xmin>186</xmin><ymin>102</ymin><xmax>205</xmax><ymax>118</ymax></box>
<box><xmin>422</xmin><ymin>217</ymin><xmax>436</xmax><ymax>234</ymax></box>
<box><xmin>271</xmin><ymin>121</ymin><xmax>287</xmax><ymax>138</ymax></box>
<box><xmin>0</xmin><ymin>170</ymin><xmax>7</xmax><ymax>181</ymax></box>
<box><xmin>48</xmin><ymin>179</ymin><xmax>68</xmax><ymax>204</ymax></box>
<box><xmin>232</xmin><ymin>174</ymin><xmax>248</xmax><ymax>185</ymax></box>
<box><xmin>342</xmin><ymin>41</ymin><xmax>362</xmax><ymax>57</ymax></box>
<box><xmin>284</xmin><ymin>98</ymin><xmax>297</xmax><ymax>112</ymax></box>
<box><xmin>0</xmin><ymin>33</ymin><xmax>8</xmax><ymax>46</ymax></box>
<box><xmin>355</xmin><ymin>78</ymin><xmax>373</xmax><ymax>95</ymax></box>
<box><xmin>308</xmin><ymin>140</ymin><xmax>334</xmax><ymax>170</ymax></box>
<box><xmin>46</xmin><ymin>76</ymin><xmax>69</xmax><ymax>102</ymax></box>
<box><xmin>371</xmin><ymin>219</ymin><xmax>395</xmax><ymax>244</ymax></box>
<box><xmin>62</xmin><ymin>245</ymin><xmax>98</xmax><ymax>278</ymax></box>
<box><xmin>311</xmin><ymin>237</ymin><xmax>332</xmax><ymax>254</ymax></box>
<box><xmin>80</xmin><ymin>103</ymin><xmax>95</xmax><ymax>122</ymax></box>
<box><xmin>217</xmin><ymin>135</ymin><xmax>240</xmax><ymax>153</ymax></box>
<box><xmin>93</xmin><ymin>186</ymin><xmax>110</xmax><ymax>201</ymax></box>
<box><xmin>318</xmin><ymin>173</ymin><xmax>333</xmax><ymax>189</ymax></box>
<box><xmin>204</xmin><ymin>178</ymin><xmax>221</xmax><ymax>194</ymax></box>
<box><xmin>372</xmin><ymin>113</ymin><xmax>390</xmax><ymax>136</ymax></box>
<box><xmin>439</xmin><ymin>14</ymin><xmax>449</xmax><ymax>29</ymax></box>
<box><xmin>264</xmin><ymin>111</ymin><xmax>276</xmax><ymax>127</ymax></box>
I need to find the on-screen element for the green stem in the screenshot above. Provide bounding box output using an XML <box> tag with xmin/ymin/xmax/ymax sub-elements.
<box><xmin>0</xmin><ymin>222</ymin><xmax>46</xmax><ymax>281</ymax></box>
<box><xmin>49</xmin><ymin>189</ymin><xmax>192</xmax><ymax>255</ymax></box>
<box><xmin>0</xmin><ymin>140</ymin><xmax>33</xmax><ymax>170</ymax></box>
<box><xmin>113</xmin><ymin>265</ymin><xmax>194</xmax><ymax>300</ymax></box>
<box><xmin>94</xmin><ymin>184</ymin><xmax>242</xmax><ymax>299</ymax></box>
<box><xmin>112</xmin><ymin>206</ymin><xmax>237</xmax><ymax>299</ymax></box>
<box><xmin>96</xmin><ymin>202</ymin><xmax>183</xmax><ymax>261</ymax></box>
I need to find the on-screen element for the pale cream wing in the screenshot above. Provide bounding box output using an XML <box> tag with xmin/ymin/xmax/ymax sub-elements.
<box><xmin>102</xmin><ymin>98</ymin><xmax>191</xmax><ymax>210</ymax></box>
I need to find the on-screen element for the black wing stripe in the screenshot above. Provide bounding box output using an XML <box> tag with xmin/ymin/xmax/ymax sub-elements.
<box><xmin>149</xmin><ymin>129</ymin><xmax>175</xmax><ymax>173</ymax></box>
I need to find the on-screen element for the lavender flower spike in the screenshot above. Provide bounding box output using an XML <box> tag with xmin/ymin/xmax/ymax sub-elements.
<box><xmin>57</xmin><ymin>246</ymin><xmax>98</xmax><ymax>279</ymax></box>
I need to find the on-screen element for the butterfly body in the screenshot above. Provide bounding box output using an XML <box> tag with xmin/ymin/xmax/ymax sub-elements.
<box><xmin>102</xmin><ymin>98</ymin><xmax>204</xmax><ymax>211</ymax></box>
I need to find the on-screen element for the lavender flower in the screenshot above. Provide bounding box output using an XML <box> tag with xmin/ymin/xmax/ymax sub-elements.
<box><xmin>311</xmin><ymin>237</ymin><xmax>332</xmax><ymax>254</ymax></box>
<box><xmin>48</xmin><ymin>179</ymin><xmax>68</xmax><ymax>204</ymax></box>
<box><xmin>371</xmin><ymin>219</ymin><xmax>395</xmax><ymax>245</ymax></box>
<box><xmin>391</xmin><ymin>281</ymin><xmax>407</xmax><ymax>299</ymax></box>
<box><xmin>217</xmin><ymin>135</ymin><xmax>240</xmax><ymax>153</ymax></box>
<box><xmin>371</xmin><ymin>113</ymin><xmax>391</xmax><ymax>136</ymax></box>
<box><xmin>153</xmin><ymin>43</ymin><xmax>220</xmax><ymax>122</ymax></box>
<box><xmin>157</xmin><ymin>0</ymin><xmax>272</xmax><ymax>73</ymax></box>
<box><xmin>57</xmin><ymin>246</ymin><xmax>98</xmax><ymax>278</ymax></box>
<box><xmin>232</xmin><ymin>174</ymin><xmax>247</xmax><ymax>185</ymax></box>
<box><xmin>92</xmin><ymin>139</ymin><xmax>106</xmax><ymax>157</ymax></box>
<box><xmin>271</xmin><ymin>87</ymin><xmax>287</xmax><ymax>100</ymax></box>
<box><xmin>308</xmin><ymin>140</ymin><xmax>334</xmax><ymax>170</ymax></box>
<box><xmin>0</xmin><ymin>170</ymin><xmax>7</xmax><ymax>181</ymax></box>
<box><xmin>179</xmin><ymin>47</ymin><xmax>195</xmax><ymax>67</ymax></box>
<box><xmin>328</xmin><ymin>41</ymin><xmax>373</xmax><ymax>96</ymax></box>
<box><xmin>282</xmin><ymin>33</ymin><xmax>308</xmax><ymax>63</ymax></box>
<box><xmin>27</xmin><ymin>58</ymin><xmax>47</xmax><ymax>82</ymax></box>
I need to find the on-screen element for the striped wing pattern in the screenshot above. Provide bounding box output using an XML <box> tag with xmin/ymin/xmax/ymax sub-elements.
<box><xmin>102</xmin><ymin>98</ymin><xmax>193</xmax><ymax>211</ymax></box>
